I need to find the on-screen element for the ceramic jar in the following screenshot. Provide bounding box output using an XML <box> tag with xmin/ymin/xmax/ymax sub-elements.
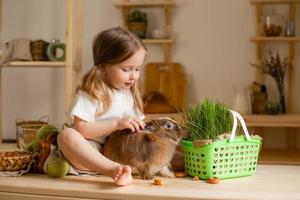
<box><xmin>46</xmin><ymin>39</ymin><xmax>66</xmax><ymax>61</ymax></box>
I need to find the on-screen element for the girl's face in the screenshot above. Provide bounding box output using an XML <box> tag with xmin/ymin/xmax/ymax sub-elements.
<box><xmin>104</xmin><ymin>48</ymin><xmax>146</xmax><ymax>90</ymax></box>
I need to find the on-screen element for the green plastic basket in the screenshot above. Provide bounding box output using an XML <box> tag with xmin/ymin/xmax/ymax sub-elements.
<box><xmin>180</xmin><ymin>110</ymin><xmax>262</xmax><ymax>180</ymax></box>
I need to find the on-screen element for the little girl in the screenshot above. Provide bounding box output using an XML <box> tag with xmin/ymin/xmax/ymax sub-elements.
<box><xmin>58</xmin><ymin>27</ymin><xmax>147</xmax><ymax>186</ymax></box>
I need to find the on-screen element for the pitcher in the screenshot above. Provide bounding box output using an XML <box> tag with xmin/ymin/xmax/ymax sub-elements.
<box><xmin>232</xmin><ymin>86</ymin><xmax>252</xmax><ymax>115</ymax></box>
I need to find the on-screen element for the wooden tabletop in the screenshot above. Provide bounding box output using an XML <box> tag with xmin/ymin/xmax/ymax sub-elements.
<box><xmin>0</xmin><ymin>164</ymin><xmax>299</xmax><ymax>200</ymax></box>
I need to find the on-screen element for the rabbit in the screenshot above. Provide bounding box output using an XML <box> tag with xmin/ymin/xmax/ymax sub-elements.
<box><xmin>103</xmin><ymin>117</ymin><xmax>182</xmax><ymax>180</ymax></box>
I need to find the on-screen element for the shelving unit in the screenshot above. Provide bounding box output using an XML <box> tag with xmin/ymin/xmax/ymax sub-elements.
<box><xmin>249</xmin><ymin>0</ymin><xmax>300</xmax><ymax>164</ymax></box>
<box><xmin>114</xmin><ymin>0</ymin><xmax>187</xmax><ymax>113</ymax></box>
<box><xmin>0</xmin><ymin>0</ymin><xmax>82</xmax><ymax>143</ymax></box>
<box><xmin>114</xmin><ymin>0</ymin><xmax>175</xmax><ymax>63</ymax></box>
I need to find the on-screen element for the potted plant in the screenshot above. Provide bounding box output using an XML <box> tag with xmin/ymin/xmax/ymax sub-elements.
<box><xmin>180</xmin><ymin>99</ymin><xmax>262</xmax><ymax>180</ymax></box>
<box><xmin>127</xmin><ymin>10</ymin><xmax>148</xmax><ymax>39</ymax></box>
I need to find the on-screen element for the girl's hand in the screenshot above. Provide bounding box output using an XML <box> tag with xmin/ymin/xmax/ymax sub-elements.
<box><xmin>117</xmin><ymin>116</ymin><xmax>145</xmax><ymax>133</ymax></box>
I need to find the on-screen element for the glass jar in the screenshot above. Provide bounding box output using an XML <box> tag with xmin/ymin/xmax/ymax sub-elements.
<box><xmin>262</xmin><ymin>10</ymin><xmax>285</xmax><ymax>37</ymax></box>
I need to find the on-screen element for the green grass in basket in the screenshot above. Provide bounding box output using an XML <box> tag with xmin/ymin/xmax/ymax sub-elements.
<box><xmin>181</xmin><ymin>99</ymin><xmax>233</xmax><ymax>141</ymax></box>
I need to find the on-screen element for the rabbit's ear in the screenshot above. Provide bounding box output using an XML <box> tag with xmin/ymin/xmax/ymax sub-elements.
<box><xmin>145</xmin><ymin>121</ymin><xmax>155</xmax><ymax>131</ymax></box>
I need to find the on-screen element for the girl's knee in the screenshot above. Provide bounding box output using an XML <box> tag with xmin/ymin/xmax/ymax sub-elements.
<box><xmin>57</xmin><ymin>128</ymin><xmax>77</xmax><ymax>146</ymax></box>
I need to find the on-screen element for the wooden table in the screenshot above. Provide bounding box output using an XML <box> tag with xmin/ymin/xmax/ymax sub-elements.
<box><xmin>0</xmin><ymin>164</ymin><xmax>299</xmax><ymax>200</ymax></box>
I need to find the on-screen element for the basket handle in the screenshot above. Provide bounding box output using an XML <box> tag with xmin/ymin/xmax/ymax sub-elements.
<box><xmin>229</xmin><ymin>110</ymin><xmax>251</xmax><ymax>142</ymax></box>
<box><xmin>38</xmin><ymin>115</ymin><xmax>49</xmax><ymax>123</ymax></box>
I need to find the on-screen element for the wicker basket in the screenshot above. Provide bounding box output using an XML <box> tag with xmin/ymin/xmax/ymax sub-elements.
<box><xmin>30</xmin><ymin>40</ymin><xmax>49</xmax><ymax>61</ymax></box>
<box><xmin>0</xmin><ymin>151</ymin><xmax>38</xmax><ymax>171</ymax></box>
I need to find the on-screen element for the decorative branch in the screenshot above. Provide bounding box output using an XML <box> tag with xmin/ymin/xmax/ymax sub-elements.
<box><xmin>250</xmin><ymin>51</ymin><xmax>289</xmax><ymax>113</ymax></box>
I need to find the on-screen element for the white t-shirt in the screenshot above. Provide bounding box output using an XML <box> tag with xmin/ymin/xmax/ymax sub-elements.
<box><xmin>68</xmin><ymin>89</ymin><xmax>144</xmax><ymax>144</ymax></box>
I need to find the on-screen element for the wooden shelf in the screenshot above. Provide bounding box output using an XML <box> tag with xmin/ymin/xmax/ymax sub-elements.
<box><xmin>251</xmin><ymin>36</ymin><xmax>300</xmax><ymax>42</ymax></box>
<box><xmin>244</xmin><ymin>114</ymin><xmax>300</xmax><ymax>127</ymax></box>
<box><xmin>142</xmin><ymin>38</ymin><xmax>173</xmax><ymax>44</ymax></box>
<box><xmin>0</xmin><ymin>61</ymin><xmax>65</xmax><ymax>67</ymax></box>
<box><xmin>259</xmin><ymin>149</ymin><xmax>300</xmax><ymax>165</ymax></box>
<box><xmin>251</xmin><ymin>0</ymin><xmax>300</xmax><ymax>4</ymax></box>
<box><xmin>114</xmin><ymin>0</ymin><xmax>175</xmax><ymax>8</ymax></box>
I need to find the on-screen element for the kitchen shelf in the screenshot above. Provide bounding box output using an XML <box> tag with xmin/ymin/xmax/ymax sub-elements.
<box><xmin>114</xmin><ymin>0</ymin><xmax>175</xmax><ymax>8</ymax></box>
<box><xmin>251</xmin><ymin>36</ymin><xmax>300</xmax><ymax>42</ymax></box>
<box><xmin>251</xmin><ymin>0</ymin><xmax>300</xmax><ymax>4</ymax></box>
<box><xmin>0</xmin><ymin>61</ymin><xmax>65</xmax><ymax>67</ymax></box>
<box><xmin>244</xmin><ymin>114</ymin><xmax>300</xmax><ymax>127</ymax></box>
<box><xmin>142</xmin><ymin>39</ymin><xmax>173</xmax><ymax>44</ymax></box>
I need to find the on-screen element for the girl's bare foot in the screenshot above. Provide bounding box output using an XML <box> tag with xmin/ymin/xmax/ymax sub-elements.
<box><xmin>112</xmin><ymin>165</ymin><xmax>132</xmax><ymax>186</ymax></box>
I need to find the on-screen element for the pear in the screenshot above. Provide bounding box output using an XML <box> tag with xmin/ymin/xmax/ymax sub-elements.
<box><xmin>47</xmin><ymin>157</ymin><xmax>69</xmax><ymax>178</ymax></box>
<box><xmin>25</xmin><ymin>141</ymin><xmax>40</xmax><ymax>152</ymax></box>
<box><xmin>36</xmin><ymin>124</ymin><xmax>58</xmax><ymax>141</ymax></box>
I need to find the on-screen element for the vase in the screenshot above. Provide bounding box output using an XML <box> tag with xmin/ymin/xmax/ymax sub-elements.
<box><xmin>265</xmin><ymin>101</ymin><xmax>280</xmax><ymax>115</ymax></box>
<box><xmin>279</xmin><ymin>93</ymin><xmax>286</xmax><ymax>113</ymax></box>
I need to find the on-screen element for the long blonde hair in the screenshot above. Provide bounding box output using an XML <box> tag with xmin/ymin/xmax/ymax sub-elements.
<box><xmin>76</xmin><ymin>27</ymin><xmax>147</xmax><ymax>115</ymax></box>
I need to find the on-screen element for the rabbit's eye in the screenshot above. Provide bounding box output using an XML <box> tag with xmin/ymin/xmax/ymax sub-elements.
<box><xmin>164</xmin><ymin>121</ymin><xmax>174</xmax><ymax>129</ymax></box>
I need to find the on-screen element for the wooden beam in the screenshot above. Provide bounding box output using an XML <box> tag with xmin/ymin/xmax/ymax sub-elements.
<box><xmin>65</xmin><ymin>0</ymin><xmax>73</xmax><ymax>108</ymax></box>
<box><xmin>75</xmin><ymin>0</ymin><xmax>82</xmax><ymax>86</ymax></box>
<box><xmin>0</xmin><ymin>0</ymin><xmax>3</xmax><ymax>143</ymax></box>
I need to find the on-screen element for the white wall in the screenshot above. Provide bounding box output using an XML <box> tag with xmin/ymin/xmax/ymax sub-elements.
<box><xmin>1</xmin><ymin>0</ymin><xmax>300</xmax><ymax>148</ymax></box>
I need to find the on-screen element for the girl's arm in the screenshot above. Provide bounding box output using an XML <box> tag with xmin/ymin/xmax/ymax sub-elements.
<box><xmin>74</xmin><ymin>116</ymin><xmax>145</xmax><ymax>139</ymax></box>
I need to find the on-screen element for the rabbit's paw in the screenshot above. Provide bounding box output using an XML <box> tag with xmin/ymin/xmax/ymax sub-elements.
<box><xmin>158</xmin><ymin>166</ymin><xmax>175</xmax><ymax>178</ymax></box>
<box><xmin>141</xmin><ymin>172</ymin><xmax>154</xmax><ymax>180</ymax></box>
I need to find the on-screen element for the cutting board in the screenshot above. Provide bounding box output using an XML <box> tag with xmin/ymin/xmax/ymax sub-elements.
<box><xmin>143</xmin><ymin>62</ymin><xmax>187</xmax><ymax>111</ymax></box>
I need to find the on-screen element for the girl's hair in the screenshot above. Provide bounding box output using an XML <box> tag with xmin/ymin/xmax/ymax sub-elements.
<box><xmin>76</xmin><ymin>27</ymin><xmax>147</xmax><ymax>115</ymax></box>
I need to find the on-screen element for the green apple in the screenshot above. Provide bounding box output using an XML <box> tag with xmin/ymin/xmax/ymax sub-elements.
<box><xmin>47</xmin><ymin>157</ymin><xmax>69</xmax><ymax>178</ymax></box>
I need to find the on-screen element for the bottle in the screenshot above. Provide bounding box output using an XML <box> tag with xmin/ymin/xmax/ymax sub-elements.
<box><xmin>46</xmin><ymin>39</ymin><xmax>66</xmax><ymax>61</ymax></box>
<box><xmin>285</xmin><ymin>20</ymin><xmax>295</xmax><ymax>37</ymax></box>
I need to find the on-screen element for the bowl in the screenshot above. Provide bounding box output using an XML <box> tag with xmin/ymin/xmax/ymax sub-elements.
<box><xmin>151</xmin><ymin>29</ymin><xmax>170</xmax><ymax>39</ymax></box>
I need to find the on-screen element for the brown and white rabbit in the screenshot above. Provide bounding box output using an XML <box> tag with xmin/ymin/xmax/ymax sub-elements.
<box><xmin>103</xmin><ymin>117</ymin><xmax>182</xmax><ymax>180</ymax></box>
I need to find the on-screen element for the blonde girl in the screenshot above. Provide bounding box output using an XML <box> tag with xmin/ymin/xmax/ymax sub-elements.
<box><xmin>58</xmin><ymin>27</ymin><xmax>147</xmax><ymax>186</ymax></box>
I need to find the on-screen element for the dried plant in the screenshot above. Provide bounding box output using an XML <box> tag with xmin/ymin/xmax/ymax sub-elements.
<box><xmin>250</xmin><ymin>51</ymin><xmax>289</xmax><ymax>113</ymax></box>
